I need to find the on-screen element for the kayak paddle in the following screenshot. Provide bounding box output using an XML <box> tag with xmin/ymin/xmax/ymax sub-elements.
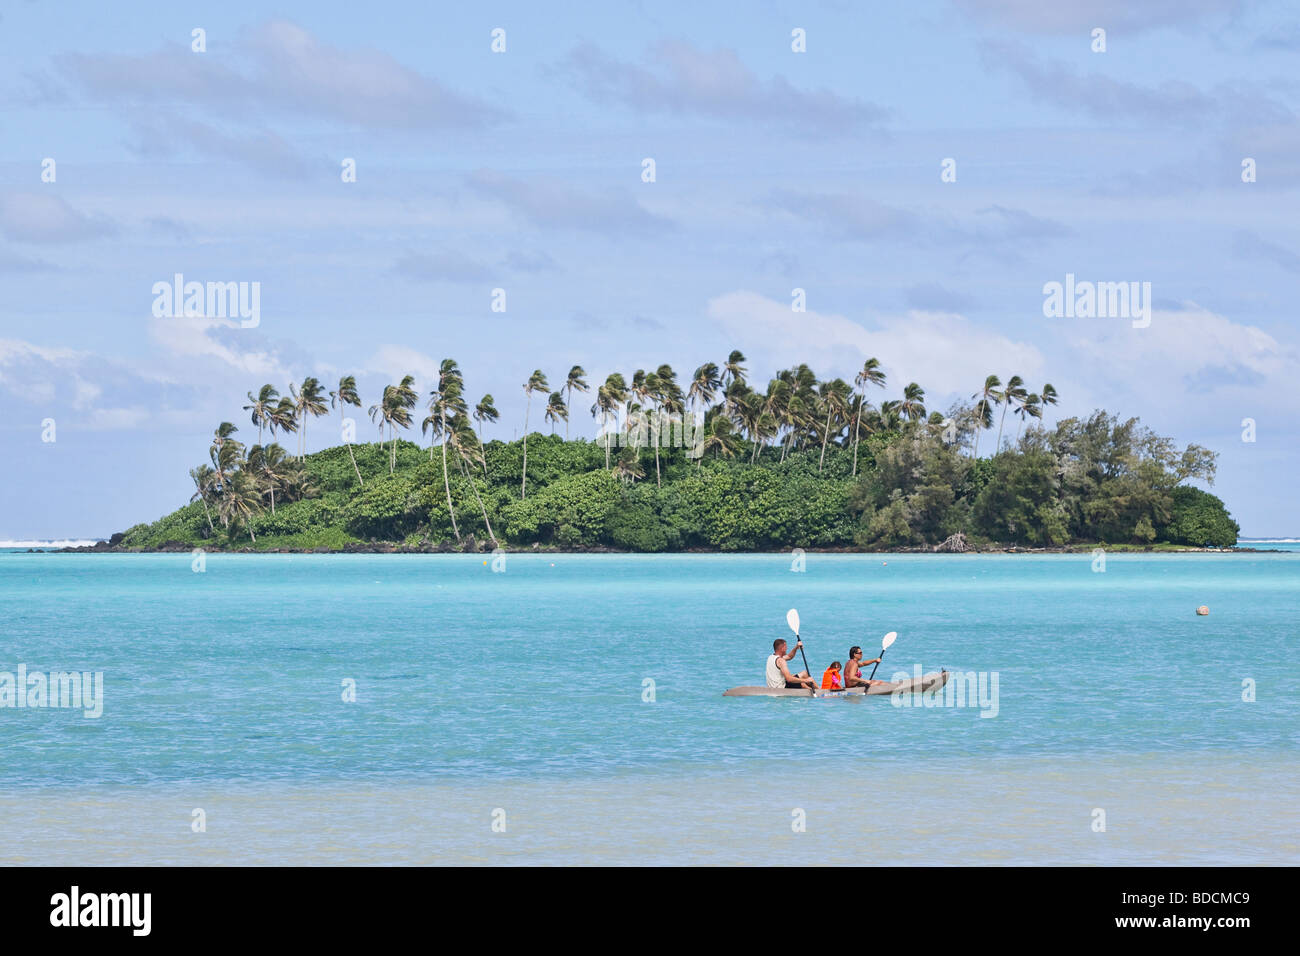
<box><xmin>867</xmin><ymin>631</ymin><xmax>897</xmax><ymax>681</ymax></box>
<box><xmin>786</xmin><ymin>608</ymin><xmax>814</xmax><ymax>695</ymax></box>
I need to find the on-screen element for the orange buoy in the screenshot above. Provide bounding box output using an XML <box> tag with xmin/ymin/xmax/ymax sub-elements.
<box><xmin>1196</xmin><ymin>605</ymin><xmax>1209</xmax><ymax>616</ymax></box>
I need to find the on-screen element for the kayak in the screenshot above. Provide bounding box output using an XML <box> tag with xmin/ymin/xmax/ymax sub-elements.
<box><xmin>723</xmin><ymin>670</ymin><xmax>949</xmax><ymax>698</ymax></box>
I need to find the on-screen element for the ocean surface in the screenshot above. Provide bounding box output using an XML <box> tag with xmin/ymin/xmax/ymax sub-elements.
<box><xmin>1</xmin><ymin>551</ymin><xmax>1297</xmax><ymax>865</ymax></box>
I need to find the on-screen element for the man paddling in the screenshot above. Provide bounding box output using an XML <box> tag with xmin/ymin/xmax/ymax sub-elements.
<box><xmin>766</xmin><ymin>638</ymin><xmax>816</xmax><ymax>691</ymax></box>
<box><xmin>843</xmin><ymin>645</ymin><xmax>884</xmax><ymax>690</ymax></box>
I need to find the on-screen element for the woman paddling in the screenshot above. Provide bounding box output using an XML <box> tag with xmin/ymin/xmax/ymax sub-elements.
<box><xmin>843</xmin><ymin>645</ymin><xmax>884</xmax><ymax>690</ymax></box>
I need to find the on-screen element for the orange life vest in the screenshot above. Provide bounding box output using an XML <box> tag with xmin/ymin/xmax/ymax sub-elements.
<box><xmin>821</xmin><ymin>668</ymin><xmax>842</xmax><ymax>689</ymax></box>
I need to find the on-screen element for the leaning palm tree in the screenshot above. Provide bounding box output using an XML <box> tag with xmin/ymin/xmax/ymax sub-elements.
<box><xmin>689</xmin><ymin>363</ymin><xmax>721</xmax><ymax>419</ymax></box>
<box><xmin>392</xmin><ymin>374</ymin><xmax>418</xmax><ymax>467</ymax></box>
<box><xmin>520</xmin><ymin>369</ymin><xmax>549</xmax><ymax>499</ymax></box>
<box><xmin>449</xmin><ymin>414</ymin><xmax>498</xmax><ymax>547</ymax></box>
<box><xmin>243</xmin><ymin>385</ymin><xmax>278</xmax><ymax>446</ymax></box>
<box><xmin>544</xmin><ymin>390</ymin><xmax>568</xmax><ymax>435</ymax></box>
<box><xmin>722</xmin><ymin>349</ymin><xmax>747</xmax><ymax>389</ymax></box>
<box><xmin>289</xmin><ymin>377</ymin><xmax>328</xmax><ymax>460</ymax></box>
<box><xmin>472</xmin><ymin>394</ymin><xmax>499</xmax><ymax>477</ymax></box>
<box><xmin>329</xmin><ymin>375</ymin><xmax>364</xmax><ymax>487</ymax></box>
<box><xmin>971</xmin><ymin>375</ymin><xmax>1002</xmax><ymax>458</ymax></box>
<box><xmin>433</xmin><ymin>360</ymin><xmax>465</xmax><ymax>541</ymax></box>
<box><xmin>591</xmin><ymin>373</ymin><xmax>627</xmax><ymax>468</ymax></box>
<box><xmin>995</xmin><ymin>375</ymin><xmax>1027</xmax><ymax>452</ymax></box>
<box><xmin>270</xmin><ymin>396</ymin><xmax>298</xmax><ymax>446</ymax></box>
<box><xmin>898</xmin><ymin>382</ymin><xmax>927</xmax><ymax>423</ymax></box>
<box><xmin>189</xmin><ymin>465</ymin><xmax>217</xmax><ymax>533</ymax></box>
<box><xmin>851</xmin><ymin>358</ymin><xmax>887</xmax><ymax>477</ymax></box>
<box><xmin>563</xmin><ymin>366</ymin><xmax>588</xmax><ymax>440</ymax></box>
<box><xmin>209</xmin><ymin>422</ymin><xmax>242</xmax><ymax>504</ymax></box>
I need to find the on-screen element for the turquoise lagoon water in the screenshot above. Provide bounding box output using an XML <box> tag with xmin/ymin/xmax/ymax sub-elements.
<box><xmin>1</xmin><ymin>552</ymin><xmax>1297</xmax><ymax>864</ymax></box>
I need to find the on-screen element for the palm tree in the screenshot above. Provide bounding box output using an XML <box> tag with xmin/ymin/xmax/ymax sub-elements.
<box><xmin>1039</xmin><ymin>383</ymin><xmax>1059</xmax><ymax>417</ymax></box>
<box><xmin>217</xmin><ymin>470</ymin><xmax>262</xmax><ymax>543</ymax></box>
<box><xmin>651</xmin><ymin>364</ymin><xmax>681</xmax><ymax>486</ymax></box>
<box><xmin>851</xmin><ymin>358</ymin><xmax>887</xmax><ymax>477</ymax></box>
<box><xmin>698</xmin><ymin>415</ymin><xmax>740</xmax><ymax>466</ymax></box>
<box><xmin>630</xmin><ymin>369</ymin><xmax>656</xmax><ymax>477</ymax></box>
<box><xmin>995</xmin><ymin>375</ymin><xmax>1026</xmax><ymax>452</ymax></box>
<box><xmin>247</xmin><ymin>442</ymin><xmax>290</xmax><ymax>514</ymax></box>
<box><xmin>472</xmin><ymin>394</ymin><xmax>499</xmax><ymax>477</ymax></box>
<box><xmin>816</xmin><ymin>378</ymin><xmax>852</xmax><ymax>474</ymax></box>
<box><xmin>289</xmin><ymin>377</ymin><xmax>328</xmax><ymax>460</ymax></box>
<box><xmin>369</xmin><ymin>375</ymin><xmax>416</xmax><ymax>473</ymax></box>
<box><xmin>430</xmin><ymin>360</ymin><xmax>466</xmax><ymax>542</ymax></box>
<box><xmin>329</xmin><ymin>375</ymin><xmax>364</xmax><ymax>487</ymax></box>
<box><xmin>613</xmin><ymin>447</ymin><xmax>644</xmax><ymax>485</ymax></box>
<box><xmin>1014</xmin><ymin>392</ymin><xmax>1042</xmax><ymax>443</ymax></box>
<box><xmin>732</xmin><ymin>390</ymin><xmax>773</xmax><ymax>463</ymax></box>
<box><xmin>563</xmin><ymin>366</ymin><xmax>588</xmax><ymax>440</ymax></box>
<box><xmin>448</xmin><ymin>414</ymin><xmax>498</xmax><ymax>547</ymax></box>
<box><xmin>243</xmin><ymin>385</ymin><xmax>278</xmax><ymax>446</ymax></box>
<box><xmin>592</xmin><ymin>373</ymin><xmax>626</xmax><ymax>468</ymax></box>
<box><xmin>722</xmin><ymin>350</ymin><xmax>747</xmax><ymax>389</ymax></box>
<box><xmin>189</xmin><ymin>465</ymin><xmax>216</xmax><ymax>534</ymax></box>
<box><xmin>899</xmin><ymin>382</ymin><xmax>927</xmax><ymax>423</ymax></box>
<box><xmin>878</xmin><ymin>399</ymin><xmax>902</xmax><ymax>432</ymax></box>
<box><xmin>209</xmin><ymin>423</ymin><xmax>242</xmax><ymax>515</ymax></box>
<box><xmin>270</xmin><ymin>397</ymin><xmax>298</xmax><ymax>446</ymax></box>
<box><xmin>520</xmin><ymin>369</ymin><xmax>549</xmax><ymax>499</ymax></box>
<box><xmin>278</xmin><ymin>460</ymin><xmax>318</xmax><ymax>505</ymax></box>
<box><xmin>689</xmin><ymin>363</ymin><xmax>721</xmax><ymax>419</ymax></box>
<box><xmin>544</xmin><ymin>391</ymin><xmax>568</xmax><ymax>435</ymax></box>
<box><xmin>971</xmin><ymin>375</ymin><xmax>1002</xmax><ymax>458</ymax></box>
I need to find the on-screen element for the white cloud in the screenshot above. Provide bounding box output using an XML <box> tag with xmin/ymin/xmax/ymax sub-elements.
<box><xmin>704</xmin><ymin>290</ymin><xmax>1045</xmax><ymax>395</ymax></box>
<box><xmin>366</xmin><ymin>345</ymin><xmax>441</xmax><ymax>385</ymax></box>
<box><xmin>1059</xmin><ymin>304</ymin><xmax>1300</xmax><ymax>421</ymax></box>
<box><xmin>148</xmin><ymin>315</ymin><xmax>289</xmax><ymax>379</ymax></box>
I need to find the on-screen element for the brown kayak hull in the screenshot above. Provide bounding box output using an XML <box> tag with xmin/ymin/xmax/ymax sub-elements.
<box><xmin>722</xmin><ymin>670</ymin><xmax>950</xmax><ymax>698</ymax></box>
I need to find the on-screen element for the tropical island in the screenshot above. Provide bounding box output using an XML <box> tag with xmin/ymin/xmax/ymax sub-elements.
<box><xmin>105</xmin><ymin>353</ymin><xmax>1239</xmax><ymax>553</ymax></box>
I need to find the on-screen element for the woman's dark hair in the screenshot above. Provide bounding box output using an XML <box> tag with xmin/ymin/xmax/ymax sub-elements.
<box><xmin>849</xmin><ymin>645</ymin><xmax>862</xmax><ymax>658</ymax></box>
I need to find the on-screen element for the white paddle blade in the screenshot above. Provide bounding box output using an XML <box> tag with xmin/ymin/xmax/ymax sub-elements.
<box><xmin>786</xmin><ymin>608</ymin><xmax>800</xmax><ymax>634</ymax></box>
<box><xmin>881</xmin><ymin>631</ymin><xmax>897</xmax><ymax>651</ymax></box>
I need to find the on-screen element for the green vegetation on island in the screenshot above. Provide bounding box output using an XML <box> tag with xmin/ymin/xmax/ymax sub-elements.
<box><xmin>117</xmin><ymin>355</ymin><xmax>1240</xmax><ymax>552</ymax></box>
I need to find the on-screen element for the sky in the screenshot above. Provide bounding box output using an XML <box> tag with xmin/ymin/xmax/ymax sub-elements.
<box><xmin>1</xmin><ymin>0</ymin><xmax>1298</xmax><ymax>538</ymax></box>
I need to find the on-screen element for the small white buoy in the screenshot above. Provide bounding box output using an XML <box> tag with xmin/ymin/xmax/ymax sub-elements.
<box><xmin>1196</xmin><ymin>605</ymin><xmax>1209</xmax><ymax>616</ymax></box>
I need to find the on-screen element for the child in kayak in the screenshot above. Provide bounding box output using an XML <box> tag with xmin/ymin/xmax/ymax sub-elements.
<box><xmin>821</xmin><ymin>661</ymin><xmax>844</xmax><ymax>690</ymax></box>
